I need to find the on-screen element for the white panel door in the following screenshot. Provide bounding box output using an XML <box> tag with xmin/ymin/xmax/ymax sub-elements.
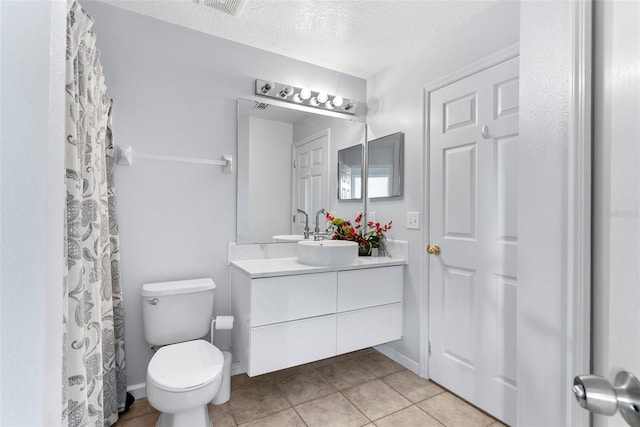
<box><xmin>292</xmin><ymin>130</ymin><xmax>329</xmax><ymax>234</ymax></box>
<box><xmin>428</xmin><ymin>56</ymin><xmax>519</xmax><ymax>425</ymax></box>
<box><xmin>590</xmin><ymin>2</ymin><xmax>640</xmax><ymax>426</ymax></box>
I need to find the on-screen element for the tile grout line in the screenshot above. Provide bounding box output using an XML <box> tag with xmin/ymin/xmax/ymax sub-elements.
<box><xmin>337</xmin><ymin>387</ymin><xmax>375</xmax><ymax>425</ymax></box>
<box><xmin>290</xmin><ymin>405</ymin><xmax>309</xmax><ymax>427</ymax></box>
<box><xmin>411</xmin><ymin>402</ymin><xmax>447</xmax><ymax>426</ymax></box>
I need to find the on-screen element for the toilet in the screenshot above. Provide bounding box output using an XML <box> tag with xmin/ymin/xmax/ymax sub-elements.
<box><xmin>141</xmin><ymin>278</ymin><xmax>224</xmax><ymax>427</ymax></box>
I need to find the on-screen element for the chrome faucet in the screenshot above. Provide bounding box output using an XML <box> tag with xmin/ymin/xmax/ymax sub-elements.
<box><xmin>314</xmin><ymin>208</ymin><xmax>326</xmax><ymax>240</ymax></box>
<box><xmin>297</xmin><ymin>209</ymin><xmax>310</xmax><ymax>239</ymax></box>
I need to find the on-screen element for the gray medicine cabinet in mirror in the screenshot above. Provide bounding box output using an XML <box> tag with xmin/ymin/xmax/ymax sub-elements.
<box><xmin>368</xmin><ymin>132</ymin><xmax>404</xmax><ymax>198</ymax></box>
<box><xmin>236</xmin><ymin>98</ymin><xmax>366</xmax><ymax>244</ymax></box>
<box><xmin>338</xmin><ymin>144</ymin><xmax>364</xmax><ymax>200</ymax></box>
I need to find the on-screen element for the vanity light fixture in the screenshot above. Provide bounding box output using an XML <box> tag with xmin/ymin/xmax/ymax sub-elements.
<box><xmin>255</xmin><ymin>79</ymin><xmax>359</xmax><ymax>115</ymax></box>
<box><xmin>258</xmin><ymin>81</ymin><xmax>274</xmax><ymax>95</ymax></box>
<box><xmin>344</xmin><ymin>100</ymin><xmax>357</xmax><ymax>111</ymax></box>
<box><xmin>278</xmin><ymin>85</ymin><xmax>294</xmax><ymax>98</ymax></box>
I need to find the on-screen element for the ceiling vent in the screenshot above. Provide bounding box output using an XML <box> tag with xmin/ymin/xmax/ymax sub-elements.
<box><xmin>253</xmin><ymin>102</ymin><xmax>269</xmax><ymax>110</ymax></box>
<box><xmin>195</xmin><ymin>0</ymin><xmax>244</xmax><ymax>16</ymax></box>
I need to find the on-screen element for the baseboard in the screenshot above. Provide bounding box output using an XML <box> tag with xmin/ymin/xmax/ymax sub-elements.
<box><xmin>127</xmin><ymin>382</ymin><xmax>147</xmax><ymax>400</ymax></box>
<box><xmin>374</xmin><ymin>343</ymin><xmax>421</xmax><ymax>376</ymax></box>
<box><xmin>230</xmin><ymin>360</ymin><xmax>245</xmax><ymax>376</ymax></box>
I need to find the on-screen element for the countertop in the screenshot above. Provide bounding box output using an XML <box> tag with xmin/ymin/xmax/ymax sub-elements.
<box><xmin>230</xmin><ymin>256</ymin><xmax>407</xmax><ymax>278</ymax></box>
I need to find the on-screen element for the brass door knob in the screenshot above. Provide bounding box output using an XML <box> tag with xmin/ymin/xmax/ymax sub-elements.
<box><xmin>427</xmin><ymin>245</ymin><xmax>441</xmax><ymax>255</ymax></box>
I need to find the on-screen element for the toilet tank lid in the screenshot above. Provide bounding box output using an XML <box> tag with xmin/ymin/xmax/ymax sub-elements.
<box><xmin>141</xmin><ymin>278</ymin><xmax>215</xmax><ymax>297</ymax></box>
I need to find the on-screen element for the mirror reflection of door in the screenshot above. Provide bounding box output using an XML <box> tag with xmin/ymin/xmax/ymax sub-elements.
<box><xmin>292</xmin><ymin>130</ymin><xmax>329</xmax><ymax>236</ymax></box>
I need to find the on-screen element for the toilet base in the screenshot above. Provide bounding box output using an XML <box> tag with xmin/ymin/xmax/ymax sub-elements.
<box><xmin>156</xmin><ymin>406</ymin><xmax>211</xmax><ymax>427</ymax></box>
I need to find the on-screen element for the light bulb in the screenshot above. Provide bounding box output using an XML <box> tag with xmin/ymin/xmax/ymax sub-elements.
<box><xmin>332</xmin><ymin>96</ymin><xmax>344</xmax><ymax>107</ymax></box>
<box><xmin>300</xmin><ymin>88</ymin><xmax>312</xmax><ymax>100</ymax></box>
<box><xmin>309</xmin><ymin>97</ymin><xmax>320</xmax><ymax>106</ymax></box>
<box><xmin>293</xmin><ymin>93</ymin><xmax>303</xmax><ymax>103</ymax></box>
<box><xmin>316</xmin><ymin>92</ymin><xmax>328</xmax><ymax>104</ymax></box>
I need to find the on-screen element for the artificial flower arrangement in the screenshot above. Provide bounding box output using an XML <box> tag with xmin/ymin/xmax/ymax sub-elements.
<box><xmin>325</xmin><ymin>212</ymin><xmax>393</xmax><ymax>256</ymax></box>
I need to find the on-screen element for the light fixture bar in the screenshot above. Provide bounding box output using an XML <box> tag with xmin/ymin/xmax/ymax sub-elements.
<box><xmin>255</xmin><ymin>79</ymin><xmax>358</xmax><ymax>115</ymax></box>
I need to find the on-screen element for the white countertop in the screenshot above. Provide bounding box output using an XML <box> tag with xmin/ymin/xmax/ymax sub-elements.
<box><xmin>230</xmin><ymin>256</ymin><xmax>407</xmax><ymax>278</ymax></box>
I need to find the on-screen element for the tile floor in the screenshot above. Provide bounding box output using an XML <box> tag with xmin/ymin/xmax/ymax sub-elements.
<box><xmin>115</xmin><ymin>348</ymin><xmax>507</xmax><ymax>427</ymax></box>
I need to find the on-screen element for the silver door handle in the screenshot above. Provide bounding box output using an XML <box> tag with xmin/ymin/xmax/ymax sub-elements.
<box><xmin>573</xmin><ymin>370</ymin><xmax>640</xmax><ymax>426</ymax></box>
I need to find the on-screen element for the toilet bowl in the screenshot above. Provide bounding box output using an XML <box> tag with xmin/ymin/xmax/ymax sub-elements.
<box><xmin>141</xmin><ymin>278</ymin><xmax>226</xmax><ymax>427</ymax></box>
<box><xmin>146</xmin><ymin>339</ymin><xmax>224</xmax><ymax>427</ymax></box>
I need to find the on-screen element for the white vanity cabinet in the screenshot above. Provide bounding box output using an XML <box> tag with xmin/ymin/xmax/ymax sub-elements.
<box><xmin>231</xmin><ymin>263</ymin><xmax>403</xmax><ymax>376</ymax></box>
<box><xmin>336</xmin><ymin>267</ymin><xmax>403</xmax><ymax>354</ymax></box>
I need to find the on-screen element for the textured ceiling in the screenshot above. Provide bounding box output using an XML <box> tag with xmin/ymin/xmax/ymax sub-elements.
<box><xmin>99</xmin><ymin>0</ymin><xmax>500</xmax><ymax>79</ymax></box>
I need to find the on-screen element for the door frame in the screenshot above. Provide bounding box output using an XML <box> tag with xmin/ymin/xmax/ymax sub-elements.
<box><xmin>565</xmin><ymin>1</ymin><xmax>592</xmax><ymax>424</ymax></box>
<box><xmin>420</xmin><ymin>0</ymin><xmax>592</xmax><ymax>420</ymax></box>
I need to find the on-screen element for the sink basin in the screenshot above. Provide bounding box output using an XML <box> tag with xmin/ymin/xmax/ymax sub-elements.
<box><xmin>272</xmin><ymin>234</ymin><xmax>307</xmax><ymax>242</ymax></box>
<box><xmin>297</xmin><ymin>240</ymin><xmax>358</xmax><ymax>266</ymax></box>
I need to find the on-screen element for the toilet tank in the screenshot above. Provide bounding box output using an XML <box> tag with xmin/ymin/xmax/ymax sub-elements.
<box><xmin>141</xmin><ymin>278</ymin><xmax>216</xmax><ymax>347</ymax></box>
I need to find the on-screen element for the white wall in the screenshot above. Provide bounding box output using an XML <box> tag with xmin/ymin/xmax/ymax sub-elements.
<box><xmin>248</xmin><ymin>117</ymin><xmax>292</xmax><ymax>242</ymax></box>
<box><xmin>82</xmin><ymin>1</ymin><xmax>366</xmax><ymax>389</ymax></box>
<box><xmin>366</xmin><ymin>0</ymin><xmax>520</xmax><ymax>366</ymax></box>
<box><xmin>0</xmin><ymin>0</ymin><xmax>65</xmax><ymax>424</ymax></box>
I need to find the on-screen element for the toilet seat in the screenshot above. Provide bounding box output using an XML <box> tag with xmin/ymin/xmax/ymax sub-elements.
<box><xmin>148</xmin><ymin>339</ymin><xmax>224</xmax><ymax>392</ymax></box>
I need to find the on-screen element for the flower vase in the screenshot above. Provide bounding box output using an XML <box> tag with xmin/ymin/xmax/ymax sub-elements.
<box><xmin>358</xmin><ymin>243</ymin><xmax>372</xmax><ymax>256</ymax></box>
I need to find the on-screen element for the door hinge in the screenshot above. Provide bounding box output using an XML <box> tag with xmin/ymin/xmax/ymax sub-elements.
<box><xmin>293</xmin><ymin>214</ymin><xmax>296</xmax><ymax>222</ymax></box>
<box><xmin>293</xmin><ymin>160</ymin><xmax>297</xmax><ymax>168</ymax></box>
<box><xmin>428</xmin><ymin>341</ymin><xmax>431</xmax><ymax>357</ymax></box>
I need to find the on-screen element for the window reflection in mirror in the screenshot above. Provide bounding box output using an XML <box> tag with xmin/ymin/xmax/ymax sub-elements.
<box><xmin>367</xmin><ymin>132</ymin><xmax>404</xmax><ymax>198</ymax></box>
<box><xmin>338</xmin><ymin>144</ymin><xmax>363</xmax><ymax>200</ymax></box>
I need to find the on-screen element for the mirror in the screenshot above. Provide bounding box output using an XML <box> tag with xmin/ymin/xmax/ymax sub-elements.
<box><xmin>367</xmin><ymin>132</ymin><xmax>404</xmax><ymax>198</ymax></box>
<box><xmin>338</xmin><ymin>145</ymin><xmax>363</xmax><ymax>200</ymax></box>
<box><xmin>237</xmin><ymin>99</ymin><xmax>366</xmax><ymax>244</ymax></box>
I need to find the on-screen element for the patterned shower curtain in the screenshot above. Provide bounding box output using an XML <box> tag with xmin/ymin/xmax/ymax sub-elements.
<box><xmin>62</xmin><ymin>1</ymin><xmax>126</xmax><ymax>426</ymax></box>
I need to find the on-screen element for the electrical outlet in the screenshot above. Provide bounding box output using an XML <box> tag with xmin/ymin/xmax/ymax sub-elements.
<box><xmin>368</xmin><ymin>212</ymin><xmax>376</xmax><ymax>223</ymax></box>
<box><xmin>407</xmin><ymin>212</ymin><xmax>420</xmax><ymax>229</ymax></box>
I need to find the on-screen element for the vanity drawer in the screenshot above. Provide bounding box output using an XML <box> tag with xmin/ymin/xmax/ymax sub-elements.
<box><xmin>251</xmin><ymin>272</ymin><xmax>337</xmax><ymax>327</ymax></box>
<box><xmin>249</xmin><ymin>315</ymin><xmax>337</xmax><ymax>376</ymax></box>
<box><xmin>336</xmin><ymin>303</ymin><xmax>403</xmax><ymax>354</ymax></box>
<box><xmin>337</xmin><ymin>266</ymin><xmax>403</xmax><ymax>312</ymax></box>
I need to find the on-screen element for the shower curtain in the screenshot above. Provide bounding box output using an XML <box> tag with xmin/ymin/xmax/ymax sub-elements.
<box><xmin>62</xmin><ymin>1</ymin><xmax>126</xmax><ymax>426</ymax></box>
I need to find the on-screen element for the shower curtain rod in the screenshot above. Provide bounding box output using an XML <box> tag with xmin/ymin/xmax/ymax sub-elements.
<box><xmin>115</xmin><ymin>145</ymin><xmax>233</xmax><ymax>173</ymax></box>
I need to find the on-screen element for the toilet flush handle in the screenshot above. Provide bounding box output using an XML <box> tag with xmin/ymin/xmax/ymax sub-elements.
<box><xmin>146</xmin><ymin>298</ymin><xmax>159</xmax><ymax>305</ymax></box>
